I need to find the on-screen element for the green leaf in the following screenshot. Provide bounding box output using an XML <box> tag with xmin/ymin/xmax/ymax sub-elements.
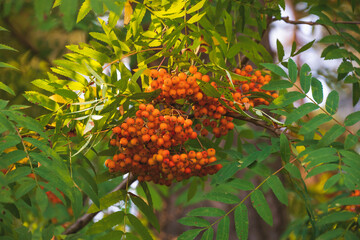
<box><xmin>139</xmin><ymin>182</ymin><xmax>153</xmax><ymax>210</ymax></box>
<box><xmin>212</xmin><ymin>161</ymin><xmax>239</xmax><ymax>184</ymax></box>
<box><xmin>60</xmin><ymin>0</ymin><xmax>77</xmax><ymax>31</ymax></box>
<box><xmin>294</xmin><ymin>40</ymin><xmax>315</xmax><ymax>56</ymax></box>
<box><xmin>316</xmin><ymin>228</ymin><xmax>344</xmax><ymax>240</ymax></box>
<box><xmin>14</xmin><ymin>180</ymin><xmax>36</xmax><ymax>199</ymax></box>
<box><xmin>306</xmin><ymin>164</ymin><xmax>338</xmax><ymax>179</ymax></box>
<box><xmin>280</xmin><ymin>133</ymin><xmax>290</xmax><ymax>163</ymax></box>
<box><xmin>344</xmin><ymin>111</ymin><xmax>360</xmax><ymax>126</ymax></box>
<box><xmin>344</xmin><ymin>75</ymin><xmax>358</xmax><ymax>83</ymax></box>
<box><xmin>299</xmin><ymin>63</ymin><xmax>312</xmax><ymax>93</ymax></box>
<box><xmin>187</xmin><ymin>207</ymin><xmax>226</xmax><ymax>217</ymax></box>
<box><xmin>318</xmin><ymin>211</ymin><xmax>356</xmax><ymax>226</ymax></box>
<box><xmin>234</xmin><ymin>204</ymin><xmax>248</xmax><ymax>240</ymax></box>
<box><xmin>288</xmin><ymin>58</ymin><xmax>297</xmax><ymax>83</ymax></box>
<box><xmin>129</xmin><ymin>193</ymin><xmax>160</xmax><ymax>231</ymax></box>
<box><xmin>267</xmin><ymin>175</ymin><xmax>288</xmax><ymax>205</ymax></box>
<box><xmin>325</xmin><ymin>48</ymin><xmax>349</xmax><ymax>60</ymax></box>
<box><xmin>285</xmin><ymin>103</ymin><xmax>319</xmax><ymax>124</ymax></box>
<box><xmin>303</xmin><ymin>148</ymin><xmax>338</xmax><ymax>166</ymax></box>
<box><xmin>0</xmin><ymin>43</ymin><xmax>17</xmax><ymax>52</ymax></box>
<box><xmin>251</xmin><ymin>190</ymin><xmax>273</xmax><ymax>226</ymax></box>
<box><xmin>127</xmin><ymin>214</ymin><xmax>153</xmax><ymax>240</ymax></box>
<box><xmin>323</xmin><ymin>174</ymin><xmax>341</xmax><ymax>191</ymax></box>
<box><xmin>331</xmin><ymin>196</ymin><xmax>360</xmax><ymax>207</ymax></box>
<box><xmin>325</xmin><ymin>90</ymin><xmax>339</xmax><ymax>115</ymax></box>
<box><xmin>318</xmin><ymin>125</ymin><xmax>345</xmax><ymax>147</ymax></box>
<box><xmin>338</xmin><ymin>61</ymin><xmax>353</xmax><ymax>73</ymax></box>
<box><xmin>36</xmin><ymin>187</ymin><xmax>48</xmax><ymax>213</ymax></box>
<box><xmin>6</xmin><ymin>167</ymin><xmax>31</xmax><ymax>184</ymax></box>
<box><xmin>299</xmin><ymin>113</ymin><xmax>332</xmax><ymax>135</ymax></box>
<box><xmin>319</xmin><ymin>35</ymin><xmax>344</xmax><ymax>44</ymax></box>
<box><xmin>224</xmin><ymin>11</ymin><xmax>233</xmax><ymax>41</ymax></box>
<box><xmin>197</xmin><ymin>80</ymin><xmax>221</xmax><ymax>98</ymax></box>
<box><xmin>271</xmin><ymin>91</ymin><xmax>305</xmax><ymax>108</ymax></box>
<box><xmin>54</xmin><ymin>89</ymin><xmax>78</xmax><ymax>100</ymax></box>
<box><xmin>228</xmin><ymin>179</ymin><xmax>254</xmax><ymax>191</ymax></box>
<box><xmin>178</xmin><ymin>216</ymin><xmax>209</xmax><ymax>227</ymax></box>
<box><xmin>187</xmin><ymin>0</ymin><xmax>206</xmax><ymax>14</ymax></box>
<box><xmin>205</xmin><ymin>191</ymin><xmax>239</xmax><ymax>204</ymax></box>
<box><xmin>87</xmin><ymin>211</ymin><xmax>124</xmax><ymax>234</ymax></box>
<box><xmin>24</xmin><ymin>91</ymin><xmax>59</xmax><ymax>111</ymax></box>
<box><xmin>261</xmin><ymin>80</ymin><xmax>292</xmax><ymax>91</ymax></box>
<box><xmin>345</xmin><ymin>134</ymin><xmax>358</xmax><ymax>150</ymax></box>
<box><xmin>187</xmin><ymin>12</ymin><xmax>206</xmax><ymax>24</ymax></box>
<box><xmin>77</xmin><ymin>0</ymin><xmax>91</xmax><ymax>23</ymax></box>
<box><xmin>311</xmin><ymin>77</ymin><xmax>323</xmax><ymax>104</ymax></box>
<box><xmin>201</xmin><ymin>228</ymin><xmax>214</xmax><ymax>240</ymax></box>
<box><xmin>187</xmin><ymin>179</ymin><xmax>198</xmax><ymax>201</ymax></box>
<box><xmin>227</xmin><ymin>42</ymin><xmax>242</xmax><ymax>59</ymax></box>
<box><xmin>0</xmin><ymin>62</ymin><xmax>19</xmax><ymax>70</ymax></box>
<box><xmin>261</xmin><ymin>63</ymin><xmax>288</xmax><ymax>78</ymax></box>
<box><xmin>87</xmin><ymin>189</ymin><xmax>126</xmax><ymax>213</ymax></box>
<box><xmin>178</xmin><ymin>229</ymin><xmax>202</xmax><ymax>240</ymax></box>
<box><xmin>97</xmin><ymin>231</ymin><xmax>124</xmax><ymax>240</ymax></box>
<box><xmin>277</xmin><ymin>39</ymin><xmax>284</xmax><ymax>62</ymax></box>
<box><xmin>216</xmin><ymin>216</ymin><xmax>230</xmax><ymax>240</ymax></box>
<box><xmin>0</xmin><ymin>82</ymin><xmax>15</xmax><ymax>95</ymax></box>
<box><xmin>284</xmin><ymin>163</ymin><xmax>301</xmax><ymax>179</ymax></box>
<box><xmin>42</xmin><ymin>225</ymin><xmax>55</xmax><ymax>240</ymax></box>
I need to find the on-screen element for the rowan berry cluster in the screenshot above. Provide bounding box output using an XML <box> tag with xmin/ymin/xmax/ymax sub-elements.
<box><xmin>233</xmin><ymin>65</ymin><xmax>278</xmax><ymax>106</ymax></box>
<box><xmin>106</xmin><ymin>103</ymin><xmax>222</xmax><ymax>185</ymax></box>
<box><xmin>106</xmin><ymin>64</ymin><xmax>278</xmax><ymax>185</ymax></box>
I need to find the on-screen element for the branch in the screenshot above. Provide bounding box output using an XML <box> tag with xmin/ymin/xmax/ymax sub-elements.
<box><xmin>278</xmin><ymin>16</ymin><xmax>360</xmax><ymax>26</ymax></box>
<box><xmin>227</xmin><ymin>112</ymin><xmax>282</xmax><ymax>137</ymax></box>
<box><xmin>63</xmin><ymin>174</ymin><xmax>136</xmax><ymax>235</ymax></box>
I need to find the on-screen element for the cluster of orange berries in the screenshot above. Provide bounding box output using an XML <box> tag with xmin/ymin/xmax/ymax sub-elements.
<box><xmin>233</xmin><ymin>65</ymin><xmax>278</xmax><ymax>106</ymax></box>
<box><xmin>149</xmin><ymin>66</ymin><xmax>211</xmax><ymax>103</ymax></box>
<box><xmin>106</xmin><ymin>103</ymin><xmax>222</xmax><ymax>185</ymax></box>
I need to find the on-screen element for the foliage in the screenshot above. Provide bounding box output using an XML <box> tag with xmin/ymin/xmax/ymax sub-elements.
<box><xmin>0</xmin><ymin>0</ymin><xmax>360</xmax><ymax>239</ymax></box>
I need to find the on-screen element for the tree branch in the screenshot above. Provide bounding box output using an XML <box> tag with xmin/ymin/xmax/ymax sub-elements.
<box><xmin>63</xmin><ymin>174</ymin><xmax>136</xmax><ymax>235</ymax></box>
<box><xmin>227</xmin><ymin>112</ymin><xmax>282</xmax><ymax>137</ymax></box>
<box><xmin>278</xmin><ymin>16</ymin><xmax>360</xmax><ymax>25</ymax></box>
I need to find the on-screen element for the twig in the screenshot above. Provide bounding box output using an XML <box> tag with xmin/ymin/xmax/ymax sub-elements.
<box><xmin>226</xmin><ymin>111</ymin><xmax>282</xmax><ymax>137</ymax></box>
<box><xmin>63</xmin><ymin>174</ymin><xmax>136</xmax><ymax>235</ymax></box>
<box><xmin>278</xmin><ymin>16</ymin><xmax>360</xmax><ymax>26</ymax></box>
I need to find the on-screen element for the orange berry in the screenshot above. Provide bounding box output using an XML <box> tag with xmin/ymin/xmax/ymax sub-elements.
<box><xmin>157</xmin><ymin>138</ymin><xmax>164</xmax><ymax>146</ymax></box>
<box><xmin>142</xmin><ymin>134</ymin><xmax>151</xmax><ymax>142</ymax></box>
<box><xmin>130</xmin><ymin>138</ymin><xmax>139</xmax><ymax>146</ymax></box>
<box><xmin>120</xmin><ymin>138</ymin><xmax>128</xmax><ymax>146</ymax></box>
<box><xmin>242</xmin><ymin>84</ymin><xmax>250</xmax><ymax>92</ymax></box>
<box><xmin>201</xmin><ymin>75</ymin><xmax>210</xmax><ymax>82</ymax></box>
<box><xmin>226</xmin><ymin>122</ymin><xmax>234</xmax><ymax>130</ymax></box>
<box><xmin>254</xmin><ymin>70</ymin><xmax>262</xmax><ymax>77</ymax></box>
<box><xmin>178</xmin><ymin>72</ymin><xmax>187</xmax><ymax>81</ymax></box>
<box><xmin>194</xmin><ymin>72</ymin><xmax>202</xmax><ymax>80</ymax></box>
<box><xmin>184</xmin><ymin>119</ymin><xmax>193</xmax><ymax>127</ymax></box>
<box><xmin>160</xmin><ymin>123</ymin><xmax>168</xmax><ymax>130</ymax></box>
<box><xmin>150</xmin><ymin>69</ymin><xmax>158</xmax><ymax>78</ymax></box>
<box><xmin>207</xmin><ymin>148</ymin><xmax>216</xmax><ymax>157</ymax></box>
<box><xmin>200</xmin><ymin>128</ymin><xmax>208</xmax><ymax>136</ymax></box>
<box><xmin>158</xmin><ymin>68</ymin><xmax>167</xmax><ymax>77</ymax></box>
<box><xmin>189</xmin><ymin>65</ymin><xmax>197</xmax><ymax>74</ymax></box>
<box><xmin>189</xmin><ymin>131</ymin><xmax>197</xmax><ymax>139</ymax></box>
<box><xmin>113</xmin><ymin>126</ymin><xmax>121</xmax><ymax>134</ymax></box>
<box><xmin>245</xmin><ymin>65</ymin><xmax>253</xmax><ymax>72</ymax></box>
